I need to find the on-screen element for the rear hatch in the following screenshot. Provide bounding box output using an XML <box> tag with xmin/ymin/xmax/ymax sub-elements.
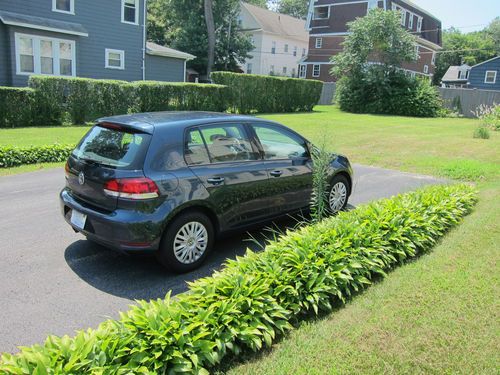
<box><xmin>66</xmin><ymin>123</ymin><xmax>152</xmax><ymax>211</ymax></box>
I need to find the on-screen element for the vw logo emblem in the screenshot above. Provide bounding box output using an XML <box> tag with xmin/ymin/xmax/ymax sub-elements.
<box><xmin>78</xmin><ymin>172</ymin><xmax>85</xmax><ymax>185</ymax></box>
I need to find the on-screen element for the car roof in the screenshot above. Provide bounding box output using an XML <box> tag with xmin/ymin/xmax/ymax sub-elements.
<box><xmin>97</xmin><ymin>111</ymin><xmax>269</xmax><ymax>134</ymax></box>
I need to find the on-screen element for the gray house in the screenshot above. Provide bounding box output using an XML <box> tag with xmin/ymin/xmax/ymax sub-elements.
<box><xmin>0</xmin><ymin>0</ymin><xmax>194</xmax><ymax>87</ymax></box>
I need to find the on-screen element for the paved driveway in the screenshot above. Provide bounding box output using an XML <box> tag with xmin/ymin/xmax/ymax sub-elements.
<box><xmin>0</xmin><ymin>165</ymin><xmax>445</xmax><ymax>353</ymax></box>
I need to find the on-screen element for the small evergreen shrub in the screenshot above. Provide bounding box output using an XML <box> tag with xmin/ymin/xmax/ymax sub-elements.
<box><xmin>0</xmin><ymin>144</ymin><xmax>74</xmax><ymax>168</ymax></box>
<box><xmin>0</xmin><ymin>87</ymin><xmax>35</xmax><ymax>128</ymax></box>
<box><xmin>0</xmin><ymin>184</ymin><xmax>477</xmax><ymax>374</ymax></box>
<box><xmin>211</xmin><ymin>72</ymin><xmax>323</xmax><ymax>114</ymax></box>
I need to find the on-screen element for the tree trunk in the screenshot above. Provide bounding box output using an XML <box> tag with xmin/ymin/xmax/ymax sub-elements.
<box><xmin>204</xmin><ymin>0</ymin><xmax>215</xmax><ymax>80</ymax></box>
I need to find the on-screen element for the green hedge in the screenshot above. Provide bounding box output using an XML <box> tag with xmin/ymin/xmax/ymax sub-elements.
<box><xmin>0</xmin><ymin>144</ymin><xmax>74</xmax><ymax>168</ymax></box>
<box><xmin>0</xmin><ymin>184</ymin><xmax>476</xmax><ymax>374</ymax></box>
<box><xmin>28</xmin><ymin>76</ymin><xmax>135</xmax><ymax>125</ymax></box>
<box><xmin>211</xmin><ymin>71</ymin><xmax>323</xmax><ymax>114</ymax></box>
<box><xmin>0</xmin><ymin>87</ymin><xmax>34</xmax><ymax>128</ymax></box>
<box><xmin>132</xmin><ymin>81</ymin><xmax>228</xmax><ymax>113</ymax></box>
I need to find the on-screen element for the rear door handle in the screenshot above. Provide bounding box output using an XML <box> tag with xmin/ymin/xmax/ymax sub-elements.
<box><xmin>207</xmin><ymin>177</ymin><xmax>225</xmax><ymax>185</ymax></box>
<box><xmin>270</xmin><ymin>170</ymin><xmax>283</xmax><ymax>177</ymax></box>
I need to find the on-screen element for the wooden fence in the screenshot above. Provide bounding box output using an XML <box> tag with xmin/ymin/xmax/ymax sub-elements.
<box><xmin>318</xmin><ymin>82</ymin><xmax>336</xmax><ymax>105</ymax></box>
<box><xmin>438</xmin><ymin>87</ymin><xmax>500</xmax><ymax>118</ymax></box>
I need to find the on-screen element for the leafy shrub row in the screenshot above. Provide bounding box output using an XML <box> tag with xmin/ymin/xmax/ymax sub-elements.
<box><xmin>28</xmin><ymin>76</ymin><xmax>229</xmax><ymax>125</ymax></box>
<box><xmin>212</xmin><ymin>71</ymin><xmax>323</xmax><ymax>114</ymax></box>
<box><xmin>0</xmin><ymin>87</ymin><xmax>35</xmax><ymax>128</ymax></box>
<box><xmin>0</xmin><ymin>144</ymin><xmax>74</xmax><ymax>168</ymax></box>
<box><xmin>336</xmin><ymin>68</ymin><xmax>443</xmax><ymax>117</ymax></box>
<box><xmin>0</xmin><ymin>184</ymin><xmax>477</xmax><ymax>374</ymax></box>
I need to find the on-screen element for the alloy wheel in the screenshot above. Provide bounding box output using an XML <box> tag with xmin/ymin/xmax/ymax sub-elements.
<box><xmin>173</xmin><ymin>221</ymin><xmax>208</xmax><ymax>264</ymax></box>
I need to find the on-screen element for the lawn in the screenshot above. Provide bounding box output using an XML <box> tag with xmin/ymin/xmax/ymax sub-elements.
<box><xmin>1</xmin><ymin>106</ymin><xmax>499</xmax><ymax>373</ymax></box>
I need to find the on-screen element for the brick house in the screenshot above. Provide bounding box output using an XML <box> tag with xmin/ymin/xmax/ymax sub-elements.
<box><xmin>300</xmin><ymin>0</ymin><xmax>442</xmax><ymax>82</ymax></box>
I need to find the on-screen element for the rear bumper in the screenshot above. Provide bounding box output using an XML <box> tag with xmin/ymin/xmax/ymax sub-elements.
<box><xmin>60</xmin><ymin>188</ymin><xmax>165</xmax><ymax>253</ymax></box>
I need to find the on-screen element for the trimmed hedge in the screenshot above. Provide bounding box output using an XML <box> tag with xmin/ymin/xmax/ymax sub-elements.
<box><xmin>0</xmin><ymin>144</ymin><xmax>74</xmax><ymax>168</ymax></box>
<box><xmin>132</xmin><ymin>81</ymin><xmax>228</xmax><ymax>113</ymax></box>
<box><xmin>29</xmin><ymin>76</ymin><xmax>135</xmax><ymax>125</ymax></box>
<box><xmin>0</xmin><ymin>184</ymin><xmax>477</xmax><ymax>374</ymax></box>
<box><xmin>0</xmin><ymin>87</ymin><xmax>35</xmax><ymax>128</ymax></box>
<box><xmin>211</xmin><ymin>71</ymin><xmax>323</xmax><ymax>114</ymax></box>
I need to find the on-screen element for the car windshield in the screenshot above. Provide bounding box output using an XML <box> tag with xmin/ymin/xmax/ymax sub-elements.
<box><xmin>72</xmin><ymin>126</ymin><xmax>151</xmax><ymax>169</ymax></box>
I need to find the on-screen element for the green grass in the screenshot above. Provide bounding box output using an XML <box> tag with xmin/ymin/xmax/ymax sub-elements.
<box><xmin>0</xmin><ymin>125</ymin><xmax>89</xmax><ymax>147</ymax></box>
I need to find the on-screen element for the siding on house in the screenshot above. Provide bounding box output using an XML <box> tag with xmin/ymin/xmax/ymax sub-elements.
<box><xmin>468</xmin><ymin>57</ymin><xmax>500</xmax><ymax>91</ymax></box>
<box><xmin>303</xmin><ymin>0</ymin><xmax>442</xmax><ymax>82</ymax></box>
<box><xmin>145</xmin><ymin>55</ymin><xmax>185</xmax><ymax>82</ymax></box>
<box><xmin>0</xmin><ymin>22</ymin><xmax>10</xmax><ymax>86</ymax></box>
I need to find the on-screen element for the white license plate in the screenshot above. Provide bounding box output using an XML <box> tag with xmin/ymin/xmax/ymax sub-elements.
<box><xmin>70</xmin><ymin>210</ymin><xmax>87</xmax><ymax>230</ymax></box>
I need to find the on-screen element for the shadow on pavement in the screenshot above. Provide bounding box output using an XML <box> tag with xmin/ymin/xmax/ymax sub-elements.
<box><xmin>64</xmin><ymin>205</ymin><xmax>355</xmax><ymax>302</ymax></box>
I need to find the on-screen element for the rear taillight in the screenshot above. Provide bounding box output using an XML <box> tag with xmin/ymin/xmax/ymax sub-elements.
<box><xmin>64</xmin><ymin>161</ymin><xmax>70</xmax><ymax>178</ymax></box>
<box><xmin>104</xmin><ymin>178</ymin><xmax>159</xmax><ymax>200</ymax></box>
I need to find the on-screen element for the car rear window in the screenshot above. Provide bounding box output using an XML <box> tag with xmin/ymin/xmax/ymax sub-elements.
<box><xmin>72</xmin><ymin>125</ymin><xmax>151</xmax><ymax>169</ymax></box>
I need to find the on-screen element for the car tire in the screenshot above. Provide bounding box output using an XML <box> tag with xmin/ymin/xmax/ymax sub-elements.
<box><xmin>156</xmin><ymin>211</ymin><xmax>214</xmax><ymax>273</ymax></box>
<box><xmin>328</xmin><ymin>174</ymin><xmax>350</xmax><ymax>214</ymax></box>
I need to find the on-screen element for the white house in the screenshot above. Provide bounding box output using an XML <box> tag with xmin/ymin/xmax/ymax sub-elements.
<box><xmin>239</xmin><ymin>2</ymin><xmax>309</xmax><ymax>78</ymax></box>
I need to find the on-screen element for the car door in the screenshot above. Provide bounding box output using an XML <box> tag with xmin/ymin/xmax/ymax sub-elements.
<box><xmin>250</xmin><ymin>122</ymin><xmax>313</xmax><ymax>215</ymax></box>
<box><xmin>185</xmin><ymin>122</ymin><xmax>271</xmax><ymax>230</ymax></box>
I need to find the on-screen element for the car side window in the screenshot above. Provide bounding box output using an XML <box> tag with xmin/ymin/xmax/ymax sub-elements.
<box><xmin>185</xmin><ymin>128</ymin><xmax>211</xmax><ymax>165</ymax></box>
<box><xmin>198</xmin><ymin>123</ymin><xmax>258</xmax><ymax>163</ymax></box>
<box><xmin>253</xmin><ymin>124</ymin><xmax>309</xmax><ymax>160</ymax></box>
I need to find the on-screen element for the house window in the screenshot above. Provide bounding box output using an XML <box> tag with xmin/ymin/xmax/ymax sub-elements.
<box><xmin>417</xmin><ymin>17</ymin><xmax>423</xmax><ymax>32</ymax></box>
<box><xmin>459</xmin><ymin>70</ymin><xmax>469</xmax><ymax>80</ymax></box>
<box><xmin>271</xmin><ymin>41</ymin><xmax>276</xmax><ymax>54</ymax></box>
<box><xmin>431</xmin><ymin>52</ymin><xmax>436</xmax><ymax>66</ymax></box>
<box><xmin>485</xmin><ymin>70</ymin><xmax>497</xmax><ymax>84</ymax></box>
<box><xmin>122</xmin><ymin>0</ymin><xmax>139</xmax><ymax>25</ymax></box>
<box><xmin>313</xmin><ymin>6</ymin><xmax>329</xmax><ymax>20</ymax></box>
<box><xmin>312</xmin><ymin>64</ymin><xmax>320</xmax><ymax>77</ymax></box>
<box><xmin>284</xmin><ymin>44</ymin><xmax>289</xmax><ymax>53</ymax></box>
<box><xmin>400</xmin><ymin>10</ymin><xmax>407</xmax><ymax>26</ymax></box>
<box><xmin>292</xmin><ymin>67</ymin><xmax>296</xmax><ymax>77</ymax></box>
<box><xmin>423</xmin><ymin>65</ymin><xmax>429</xmax><ymax>74</ymax></box>
<box><xmin>408</xmin><ymin>13</ymin><xmax>414</xmax><ymax>29</ymax></box>
<box><xmin>302</xmin><ymin>48</ymin><xmax>306</xmax><ymax>57</ymax></box>
<box><xmin>105</xmin><ymin>49</ymin><xmax>125</xmax><ymax>69</ymax></box>
<box><xmin>15</xmin><ymin>33</ymin><xmax>75</xmax><ymax>76</ymax></box>
<box><xmin>315</xmin><ymin>38</ymin><xmax>322</xmax><ymax>49</ymax></box>
<box><xmin>283</xmin><ymin>67</ymin><xmax>287</xmax><ymax>75</ymax></box>
<box><xmin>293</xmin><ymin>46</ymin><xmax>297</xmax><ymax>57</ymax></box>
<box><xmin>247</xmin><ymin>63</ymin><xmax>252</xmax><ymax>74</ymax></box>
<box><xmin>299</xmin><ymin>65</ymin><xmax>306</xmax><ymax>78</ymax></box>
<box><xmin>52</xmin><ymin>0</ymin><xmax>74</xmax><ymax>14</ymax></box>
<box><xmin>270</xmin><ymin>65</ymin><xmax>275</xmax><ymax>74</ymax></box>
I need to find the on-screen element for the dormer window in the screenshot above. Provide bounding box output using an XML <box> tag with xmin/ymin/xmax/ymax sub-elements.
<box><xmin>314</xmin><ymin>6</ymin><xmax>329</xmax><ymax>20</ymax></box>
<box><xmin>52</xmin><ymin>0</ymin><xmax>74</xmax><ymax>15</ymax></box>
<box><xmin>122</xmin><ymin>0</ymin><xmax>139</xmax><ymax>25</ymax></box>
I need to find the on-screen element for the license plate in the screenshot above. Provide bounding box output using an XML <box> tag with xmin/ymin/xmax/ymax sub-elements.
<box><xmin>70</xmin><ymin>209</ymin><xmax>87</xmax><ymax>230</ymax></box>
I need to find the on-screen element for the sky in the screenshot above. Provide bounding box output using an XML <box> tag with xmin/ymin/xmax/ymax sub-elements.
<box><xmin>411</xmin><ymin>0</ymin><xmax>500</xmax><ymax>32</ymax></box>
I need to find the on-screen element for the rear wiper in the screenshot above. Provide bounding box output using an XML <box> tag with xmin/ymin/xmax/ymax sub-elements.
<box><xmin>80</xmin><ymin>157</ymin><xmax>102</xmax><ymax>167</ymax></box>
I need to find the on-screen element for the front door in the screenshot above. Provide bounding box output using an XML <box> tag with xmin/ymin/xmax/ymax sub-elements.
<box><xmin>250</xmin><ymin>123</ymin><xmax>313</xmax><ymax>216</ymax></box>
<box><xmin>186</xmin><ymin>122</ymin><xmax>270</xmax><ymax>230</ymax></box>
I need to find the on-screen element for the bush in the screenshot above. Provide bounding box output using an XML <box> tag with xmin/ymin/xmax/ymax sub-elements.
<box><xmin>0</xmin><ymin>87</ymin><xmax>35</xmax><ymax>128</ymax></box>
<box><xmin>132</xmin><ymin>81</ymin><xmax>228</xmax><ymax>113</ymax></box>
<box><xmin>0</xmin><ymin>184</ymin><xmax>477</xmax><ymax>374</ymax></box>
<box><xmin>212</xmin><ymin>72</ymin><xmax>323</xmax><ymax>114</ymax></box>
<box><xmin>474</xmin><ymin>103</ymin><xmax>500</xmax><ymax>131</ymax></box>
<box><xmin>29</xmin><ymin>76</ymin><xmax>134</xmax><ymax>125</ymax></box>
<box><xmin>0</xmin><ymin>144</ymin><xmax>74</xmax><ymax>168</ymax></box>
<box><xmin>336</xmin><ymin>68</ymin><xmax>443</xmax><ymax>117</ymax></box>
<box><xmin>473</xmin><ymin>126</ymin><xmax>490</xmax><ymax>139</ymax></box>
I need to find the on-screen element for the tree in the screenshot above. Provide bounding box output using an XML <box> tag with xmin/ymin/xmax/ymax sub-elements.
<box><xmin>148</xmin><ymin>0</ymin><xmax>253</xmax><ymax>78</ymax></box>
<box><xmin>204</xmin><ymin>0</ymin><xmax>216</xmax><ymax>78</ymax></box>
<box><xmin>276</xmin><ymin>0</ymin><xmax>309</xmax><ymax>19</ymax></box>
<box><xmin>332</xmin><ymin>9</ymin><xmax>442</xmax><ymax>117</ymax></box>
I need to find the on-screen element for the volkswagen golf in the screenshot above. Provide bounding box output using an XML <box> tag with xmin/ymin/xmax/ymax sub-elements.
<box><xmin>61</xmin><ymin>112</ymin><xmax>353</xmax><ymax>272</ymax></box>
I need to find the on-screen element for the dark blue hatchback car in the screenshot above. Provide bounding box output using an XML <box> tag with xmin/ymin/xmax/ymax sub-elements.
<box><xmin>61</xmin><ymin>112</ymin><xmax>353</xmax><ymax>272</ymax></box>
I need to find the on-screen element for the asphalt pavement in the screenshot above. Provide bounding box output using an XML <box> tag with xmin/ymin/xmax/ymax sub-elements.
<box><xmin>0</xmin><ymin>164</ymin><xmax>445</xmax><ymax>353</ymax></box>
